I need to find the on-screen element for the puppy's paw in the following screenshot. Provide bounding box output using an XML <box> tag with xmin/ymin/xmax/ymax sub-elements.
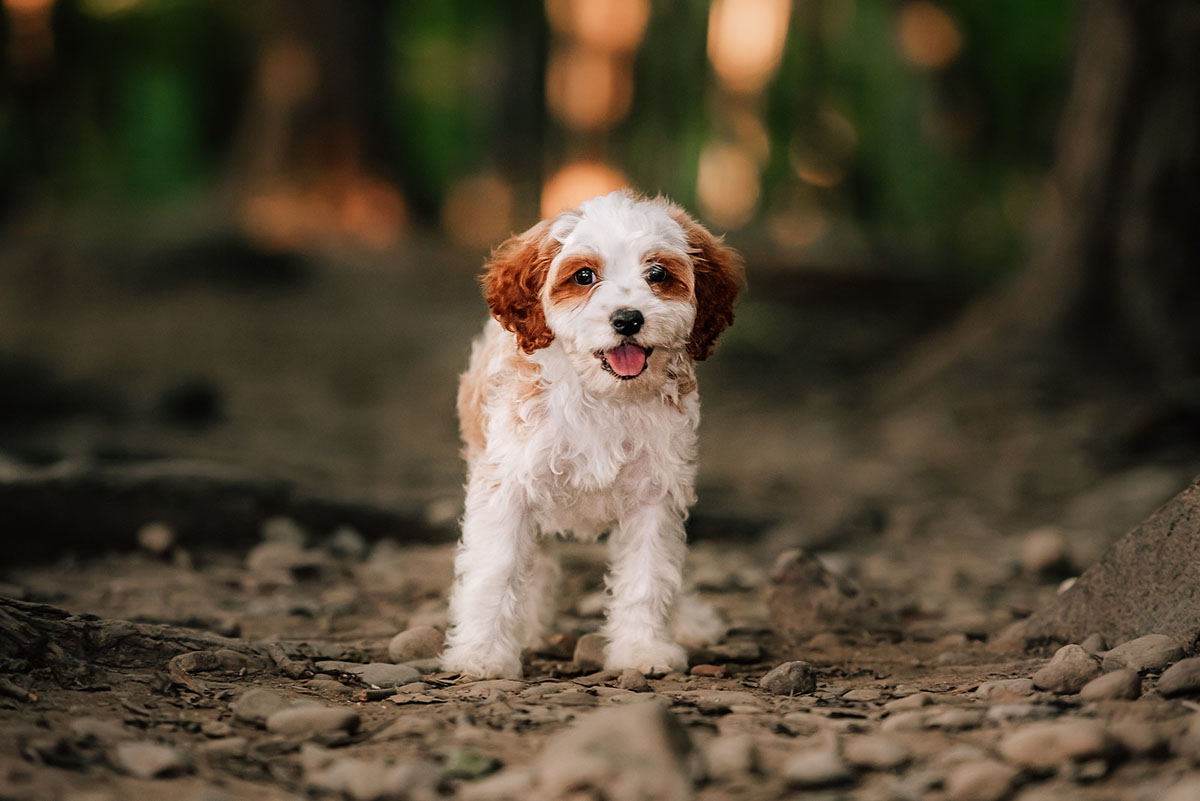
<box><xmin>604</xmin><ymin>639</ymin><xmax>688</xmax><ymax>675</ymax></box>
<box><xmin>440</xmin><ymin>646</ymin><xmax>523</xmax><ymax>680</ymax></box>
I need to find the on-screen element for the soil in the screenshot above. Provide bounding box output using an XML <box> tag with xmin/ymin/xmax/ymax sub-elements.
<box><xmin>2</xmin><ymin>227</ymin><xmax>1200</xmax><ymax>800</ymax></box>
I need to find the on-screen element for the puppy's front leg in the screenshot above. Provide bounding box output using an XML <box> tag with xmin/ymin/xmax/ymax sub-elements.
<box><xmin>442</xmin><ymin>479</ymin><xmax>535</xmax><ymax>679</ymax></box>
<box><xmin>602</xmin><ymin>503</ymin><xmax>688</xmax><ymax>673</ymax></box>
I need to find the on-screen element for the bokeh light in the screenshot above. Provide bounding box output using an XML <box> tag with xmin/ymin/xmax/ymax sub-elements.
<box><xmin>546</xmin><ymin>45</ymin><xmax>634</xmax><ymax>130</ymax></box>
<box><xmin>707</xmin><ymin>0</ymin><xmax>792</xmax><ymax>94</ymax></box>
<box><xmin>897</xmin><ymin>1</ymin><xmax>963</xmax><ymax>70</ymax></box>
<box><xmin>441</xmin><ymin>172</ymin><xmax>516</xmax><ymax>250</ymax></box>
<box><xmin>696</xmin><ymin>142</ymin><xmax>760</xmax><ymax>228</ymax></box>
<box><xmin>541</xmin><ymin>162</ymin><xmax>630</xmax><ymax>218</ymax></box>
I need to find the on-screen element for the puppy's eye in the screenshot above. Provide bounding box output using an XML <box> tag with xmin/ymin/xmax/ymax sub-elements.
<box><xmin>646</xmin><ymin>264</ymin><xmax>667</xmax><ymax>283</ymax></box>
<box><xmin>573</xmin><ymin>268</ymin><xmax>595</xmax><ymax>285</ymax></box>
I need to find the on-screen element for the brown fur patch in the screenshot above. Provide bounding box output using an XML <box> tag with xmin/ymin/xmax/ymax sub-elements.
<box><xmin>457</xmin><ymin>361</ymin><xmax>489</xmax><ymax>461</ymax></box>
<box><xmin>483</xmin><ymin>217</ymin><xmax>562</xmax><ymax>353</ymax></box>
<box><xmin>547</xmin><ymin>255</ymin><xmax>602</xmax><ymax>310</ymax></box>
<box><xmin>643</xmin><ymin>251</ymin><xmax>694</xmax><ymax>303</ymax></box>
<box><xmin>663</xmin><ymin>205</ymin><xmax>744</xmax><ymax>361</ymax></box>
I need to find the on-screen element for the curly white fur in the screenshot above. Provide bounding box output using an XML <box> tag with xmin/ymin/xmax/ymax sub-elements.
<box><xmin>441</xmin><ymin>191</ymin><xmax>738</xmax><ymax>679</ymax></box>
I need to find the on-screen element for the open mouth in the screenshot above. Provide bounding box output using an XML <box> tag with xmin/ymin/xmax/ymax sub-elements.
<box><xmin>598</xmin><ymin>343</ymin><xmax>653</xmax><ymax>380</ymax></box>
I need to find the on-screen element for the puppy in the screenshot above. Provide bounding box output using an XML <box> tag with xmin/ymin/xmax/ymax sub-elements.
<box><xmin>442</xmin><ymin>190</ymin><xmax>742</xmax><ymax>679</ymax></box>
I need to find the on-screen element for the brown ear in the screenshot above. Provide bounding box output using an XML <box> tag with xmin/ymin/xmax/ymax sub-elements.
<box><xmin>482</xmin><ymin>217</ymin><xmax>561</xmax><ymax>353</ymax></box>
<box><xmin>668</xmin><ymin>206</ymin><xmax>744</xmax><ymax>361</ymax></box>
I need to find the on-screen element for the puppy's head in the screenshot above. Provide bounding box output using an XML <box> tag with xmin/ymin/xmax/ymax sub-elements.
<box><xmin>484</xmin><ymin>190</ymin><xmax>742</xmax><ymax>395</ymax></box>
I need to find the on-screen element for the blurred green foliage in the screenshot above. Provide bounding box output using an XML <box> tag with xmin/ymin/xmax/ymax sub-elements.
<box><xmin>0</xmin><ymin>0</ymin><xmax>1071</xmax><ymax>281</ymax></box>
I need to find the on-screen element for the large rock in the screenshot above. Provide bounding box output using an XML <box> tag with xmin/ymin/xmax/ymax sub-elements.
<box><xmin>1010</xmin><ymin>475</ymin><xmax>1200</xmax><ymax>647</ymax></box>
<box><xmin>767</xmin><ymin>549</ymin><xmax>892</xmax><ymax>640</ymax></box>
<box><xmin>533</xmin><ymin>700</ymin><xmax>701</xmax><ymax>801</ymax></box>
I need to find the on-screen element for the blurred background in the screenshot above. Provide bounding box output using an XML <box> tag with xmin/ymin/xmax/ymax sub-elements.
<box><xmin>2</xmin><ymin>0</ymin><xmax>1198</xmax><ymax>561</ymax></box>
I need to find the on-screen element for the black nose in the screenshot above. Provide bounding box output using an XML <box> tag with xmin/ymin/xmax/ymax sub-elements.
<box><xmin>610</xmin><ymin>308</ymin><xmax>644</xmax><ymax>336</ymax></box>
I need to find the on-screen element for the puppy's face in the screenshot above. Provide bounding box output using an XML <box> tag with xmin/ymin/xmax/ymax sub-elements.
<box><xmin>484</xmin><ymin>191</ymin><xmax>741</xmax><ymax>396</ymax></box>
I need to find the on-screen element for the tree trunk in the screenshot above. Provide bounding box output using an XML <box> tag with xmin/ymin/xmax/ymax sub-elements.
<box><xmin>891</xmin><ymin>0</ymin><xmax>1200</xmax><ymax>399</ymax></box>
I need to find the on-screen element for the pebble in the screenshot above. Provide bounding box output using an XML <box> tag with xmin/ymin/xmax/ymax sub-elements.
<box><xmin>70</xmin><ymin>717</ymin><xmax>130</xmax><ymax>744</ymax></box>
<box><xmin>1108</xmin><ymin>720</ymin><xmax>1166</xmax><ymax>756</ymax></box>
<box><xmin>443</xmin><ymin>745</ymin><xmax>502</xmax><ymax>779</ymax></box>
<box><xmin>136</xmin><ymin>522</ymin><xmax>175</xmax><ymax>556</ymax></box>
<box><xmin>944</xmin><ymin>760</ymin><xmax>1019</xmax><ymax>801</ymax></box>
<box><xmin>1101</xmin><ymin>633</ymin><xmax>1183</xmax><ymax>674</ymax></box>
<box><xmin>704</xmin><ymin>734</ymin><xmax>759</xmax><ymax>778</ymax></box>
<box><xmin>265</xmin><ymin>706</ymin><xmax>361</xmax><ymax>737</ymax></box>
<box><xmin>306</xmin><ymin>679</ymin><xmax>354</xmax><ymax>697</ymax></box>
<box><xmin>111</xmin><ymin>742</ymin><xmax>190</xmax><ymax>779</ymax></box>
<box><xmin>885</xmin><ymin>692</ymin><xmax>933</xmax><ymax>711</ymax></box>
<box><xmin>842</xmin><ymin>735</ymin><xmax>910</xmax><ymax>770</ymax></box>
<box><xmin>1159</xmin><ymin>657</ymin><xmax>1200</xmax><ymax>697</ymax></box>
<box><xmin>573</xmin><ymin>632</ymin><xmax>606</xmax><ymax>672</ymax></box>
<box><xmin>760</xmin><ymin>661</ymin><xmax>817</xmax><ymax>696</ymax></box>
<box><xmin>997</xmin><ymin>720</ymin><xmax>1115</xmax><ymax>769</ymax></box>
<box><xmin>387</xmin><ymin>627</ymin><xmax>445</xmax><ymax>663</ymax></box>
<box><xmin>679</xmin><ymin>690</ymin><xmax>762</xmax><ymax>712</ymax></box>
<box><xmin>975</xmin><ymin>678</ymin><xmax>1034</xmax><ymax>701</ymax></box>
<box><xmin>1080</xmin><ymin>632</ymin><xmax>1108</xmax><ymax>655</ymax></box>
<box><xmin>617</xmin><ymin>669</ymin><xmax>650</xmax><ymax>692</ymax></box>
<box><xmin>302</xmin><ymin>744</ymin><xmax>440</xmax><ymax>801</ymax></box>
<box><xmin>782</xmin><ymin>749</ymin><xmax>853</xmax><ymax>788</ymax></box>
<box><xmin>349</xmin><ymin>663</ymin><xmax>422</xmax><ymax>688</ymax></box>
<box><xmin>535</xmin><ymin>701</ymin><xmax>700</xmax><ymax>800</ymax></box>
<box><xmin>261</xmin><ymin>516</ymin><xmax>306</xmax><ymax>546</ymax></box>
<box><xmin>880</xmin><ymin>710</ymin><xmax>929</xmax><ymax>732</ymax></box>
<box><xmin>1031</xmin><ymin>644</ymin><xmax>1101</xmax><ymax>694</ymax></box>
<box><xmin>1079</xmin><ymin>668</ymin><xmax>1141</xmax><ymax>701</ymax></box>
<box><xmin>327</xmin><ymin>526</ymin><xmax>367</xmax><ymax>561</ymax></box>
<box><xmin>986</xmin><ymin>704</ymin><xmax>1060</xmax><ymax>724</ymax></box>
<box><xmin>1019</xmin><ymin>527</ymin><xmax>1071</xmax><ymax>576</ymax></box>
<box><xmin>232</xmin><ymin>688</ymin><xmax>291</xmax><ymax>726</ymax></box>
<box><xmin>199</xmin><ymin>737</ymin><xmax>247</xmax><ymax>759</ymax></box>
<box><xmin>690</xmin><ymin>664</ymin><xmax>724</xmax><ymax>678</ymax></box>
<box><xmin>927</xmin><ymin>708</ymin><xmax>985</xmax><ymax>731</ymax></box>
<box><xmin>841</xmin><ymin>687</ymin><xmax>883</xmax><ymax>702</ymax></box>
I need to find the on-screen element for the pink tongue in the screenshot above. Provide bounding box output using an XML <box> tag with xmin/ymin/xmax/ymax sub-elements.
<box><xmin>606</xmin><ymin>344</ymin><xmax>647</xmax><ymax>377</ymax></box>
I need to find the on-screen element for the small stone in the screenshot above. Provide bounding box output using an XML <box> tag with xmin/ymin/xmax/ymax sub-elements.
<box><xmin>200</xmin><ymin>720</ymin><xmax>233</xmax><ymax>738</ymax></box>
<box><xmin>573</xmin><ymin>632</ymin><xmax>607</xmax><ymax>672</ymax></box>
<box><xmin>884</xmin><ymin>692</ymin><xmax>933</xmax><ymax>711</ymax></box>
<box><xmin>760</xmin><ymin>661</ymin><xmax>817</xmax><ymax>696</ymax></box>
<box><xmin>542</xmin><ymin>633</ymin><xmax>577</xmax><ymax>659</ymax></box>
<box><xmin>842</xmin><ymin>735</ymin><xmax>910</xmax><ymax>770</ymax></box>
<box><xmin>704</xmin><ymin>734</ymin><xmax>758</xmax><ymax>778</ymax></box>
<box><xmin>199</xmin><ymin>737</ymin><xmax>247</xmax><ymax>759</ymax></box>
<box><xmin>458</xmin><ymin>768</ymin><xmax>535</xmax><ymax>801</ymax></box>
<box><xmin>265</xmin><ymin>706</ymin><xmax>360</xmax><ymax>737</ymax></box>
<box><xmin>1102</xmin><ymin>633</ymin><xmax>1183</xmax><ymax>674</ymax></box>
<box><xmin>261</xmin><ymin>516</ymin><xmax>306</xmax><ymax>546</ymax></box>
<box><xmin>880</xmin><ymin>710</ymin><xmax>929</xmax><ymax>732</ymax></box>
<box><xmin>1080</xmin><ymin>632</ymin><xmax>1108</xmax><ymax>655</ymax></box>
<box><xmin>997</xmin><ymin>720</ymin><xmax>1115</xmax><ymax>769</ymax></box>
<box><xmin>327</xmin><ymin>526</ymin><xmax>367</xmax><ymax>560</ymax></box>
<box><xmin>232</xmin><ymin>688</ymin><xmax>290</xmax><ymax>726</ymax></box>
<box><xmin>443</xmin><ymin>745</ymin><xmax>502</xmax><ymax>779</ymax></box>
<box><xmin>1019</xmin><ymin>526</ymin><xmax>1071</xmax><ymax>576</ymax></box>
<box><xmin>1157</xmin><ymin>657</ymin><xmax>1200</xmax><ymax>697</ymax></box>
<box><xmin>927</xmin><ymin>708</ymin><xmax>985</xmax><ymax>731</ymax></box>
<box><xmin>944</xmin><ymin>760</ymin><xmax>1019</xmax><ymax>801</ymax></box>
<box><xmin>783</xmin><ymin>750</ymin><xmax>853</xmax><ymax>788</ymax></box>
<box><xmin>70</xmin><ymin>717</ymin><xmax>130</xmax><ymax>744</ymax></box>
<box><xmin>617</xmin><ymin>669</ymin><xmax>650</xmax><ymax>692</ymax></box>
<box><xmin>1057</xmin><ymin>577</ymin><xmax>1078</xmax><ymax>594</ymax></box>
<box><xmin>986</xmin><ymin>704</ymin><xmax>1060</xmax><ymax>724</ymax></box>
<box><xmin>534</xmin><ymin>701</ymin><xmax>700</xmax><ymax>799</ymax></box>
<box><xmin>690</xmin><ymin>664</ymin><xmax>724</xmax><ymax>678</ymax></box>
<box><xmin>111</xmin><ymin>742</ymin><xmax>190</xmax><ymax>779</ymax></box>
<box><xmin>1032</xmin><ymin>644</ymin><xmax>1101</xmax><ymax>694</ymax></box>
<box><xmin>680</xmin><ymin>690</ymin><xmax>762</xmax><ymax>712</ymax></box>
<box><xmin>1079</xmin><ymin>669</ymin><xmax>1141</xmax><ymax>701</ymax></box>
<box><xmin>388</xmin><ymin>627</ymin><xmax>445</xmax><ymax>663</ymax></box>
<box><xmin>349</xmin><ymin>663</ymin><xmax>422</xmax><ymax>688</ymax></box>
<box><xmin>1108</xmin><ymin>721</ymin><xmax>1166</xmax><ymax>756</ymax></box>
<box><xmin>975</xmin><ymin>678</ymin><xmax>1034</xmax><ymax>702</ymax></box>
<box><xmin>136</xmin><ymin>522</ymin><xmax>174</xmax><ymax>556</ymax></box>
<box><xmin>841</xmin><ymin>687</ymin><xmax>883</xmax><ymax>702</ymax></box>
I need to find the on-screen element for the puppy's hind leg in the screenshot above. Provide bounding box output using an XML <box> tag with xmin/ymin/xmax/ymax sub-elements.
<box><xmin>519</xmin><ymin>543</ymin><xmax>561</xmax><ymax>651</ymax></box>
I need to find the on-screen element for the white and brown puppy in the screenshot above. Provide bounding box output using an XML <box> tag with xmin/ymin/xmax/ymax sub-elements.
<box><xmin>442</xmin><ymin>190</ymin><xmax>742</xmax><ymax>679</ymax></box>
